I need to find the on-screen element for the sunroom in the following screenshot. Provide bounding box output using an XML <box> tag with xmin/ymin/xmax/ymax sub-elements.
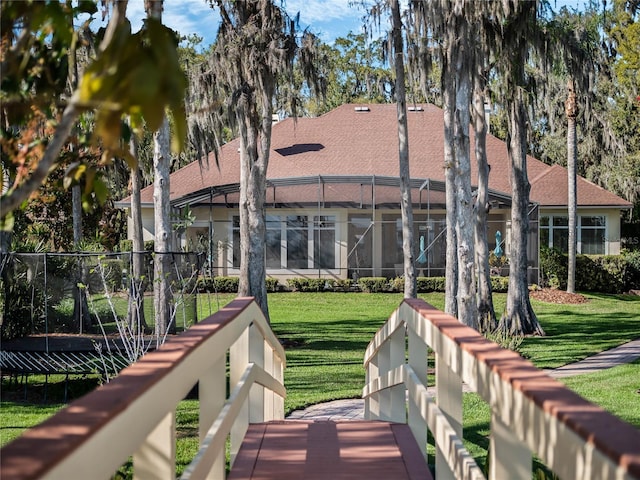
<box><xmin>171</xmin><ymin>174</ymin><xmax>536</xmax><ymax>283</ymax></box>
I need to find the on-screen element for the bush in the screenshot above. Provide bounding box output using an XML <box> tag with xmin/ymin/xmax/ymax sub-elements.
<box><xmin>118</xmin><ymin>240</ymin><xmax>153</xmax><ymax>252</ymax></box>
<box><xmin>490</xmin><ymin>276</ymin><xmax>509</xmax><ymax>293</ymax></box>
<box><xmin>358</xmin><ymin>277</ymin><xmax>388</xmax><ymax>293</ymax></box>
<box><xmin>196</xmin><ymin>276</ymin><xmax>239</xmax><ymax>293</ymax></box>
<box><xmin>540</xmin><ymin>246</ymin><xmax>639</xmax><ymax>293</ymax></box>
<box><xmin>540</xmin><ymin>247</ymin><xmax>568</xmax><ymax>290</ymax></box>
<box><xmin>623</xmin><ymin>250</ymin><xmax>640</xmax><ymax>289</ymax></box>
<box><xmin>416</xmin><ymin>276</ymin><xmax>445</xmax><ymax>292</ymax></box>
<box><xmin>388</xmin><ymin>277</ymin><xmax>404</xmax><ymax>293</ymax></box>
<box><xmin>286</xmin><ymin>278</ymin><xmax>333</xmax><ymax>292</ymax></box>
<box><xmin>266</xmin><ymin>278</ymin><xmax>280</xmax><ymax>292</ymax></box>
<box><xmin>334</xmin><ymin>279</ymin><xmax>353</xmax><ymax>292</ymax></box>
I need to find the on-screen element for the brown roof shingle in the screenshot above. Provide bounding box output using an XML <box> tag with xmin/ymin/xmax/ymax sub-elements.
<box><xmin>132</xmin><ymin>103</ymin><xmax>630</xmax><ymax>209</ymax></box>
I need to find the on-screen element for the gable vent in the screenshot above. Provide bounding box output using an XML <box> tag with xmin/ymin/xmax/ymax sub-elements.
<box><xmin>354</xmin><ymin>106</ymin><xmax>370</xmax><ymax>112</ymax></box>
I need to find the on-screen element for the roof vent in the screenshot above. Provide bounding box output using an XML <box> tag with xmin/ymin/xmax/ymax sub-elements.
<box><xmin>354</xmin><ymin>106</ymin><xmax>370</xmax><ymax>112</ymax></box>
<box><xmin>408</xmin><ymin>106</ymin><xmax>424</xmax><ymax>112</ymax></box>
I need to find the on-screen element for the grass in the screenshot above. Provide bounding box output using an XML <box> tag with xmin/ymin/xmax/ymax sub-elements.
<box><xmin>560</xmin><ymin>359</ymin><xmax>640</xmax><ymax>427</ymax></box>
<box><xmin>522</xmin><ymin>292</ymin><xmax>640</xmax><ymax>369</ymax></box>
<box><xmin>2</xmin><ymin>291</ymin><xmax>639</xmax><ymax>475</ymax></box>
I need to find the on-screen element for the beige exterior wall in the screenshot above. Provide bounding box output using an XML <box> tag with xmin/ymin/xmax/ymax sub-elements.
<box><xmin>539</xmin><ymin>207</ymin><xmax>624</xmax><ymax>255</ymax></box>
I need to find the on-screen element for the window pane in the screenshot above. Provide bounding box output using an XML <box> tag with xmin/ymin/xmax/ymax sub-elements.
<box><xmin>553</xmin><ymin>228</ymin><xmax>569</xmax><ymax>253</ymax></box>
<box><xmin>287</xmin><ymin>216</ymin><xmax>308</xmax><ymax>269</ymax></box>
<box><xmin>582</xmin><ymin>216</ymin><xmax>605</xmax><ymax>227</ymax></box>
<box><xmin>232</xmin><ymin>216</ymin><xmax>240</xmax><ymax>268</ymax></box>
<box><xmin>266</xmin><ymin>230</ymin><xmax>281</xmax><ymax>268</ymax></box>
<box><xmin>540</xmin><ymin>216</ymin><xmax>549</xmax><ymax>227</ymax></box>
<box><xmin>314</xmin><ymin>216</ymin><xmax>336</xmax><ymax>268</ymax></box>
<box><xmin>553</xmin><ymin>216</ymin><xmax>568</xmax><ymax>227</ymax></box>
<box><xmin>540</xmin><ymin>228</ymin><xmax>550</xmax><ymax>249</ymax></box>
<box><xmin>581</xmin><ymin>228</ymin><xmax>605</xmax><ymax>254</ymax></box>
<box><xmin>314</xmin><ymin>216</ymin><xmax>335</xmax><ymax>269</ymax></box>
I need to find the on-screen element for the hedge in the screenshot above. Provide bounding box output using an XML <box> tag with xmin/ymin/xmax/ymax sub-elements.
<box><xmin>540</xmin><ymin>247</ymin><xmax>640</xmax><ymax>293</ymax></box>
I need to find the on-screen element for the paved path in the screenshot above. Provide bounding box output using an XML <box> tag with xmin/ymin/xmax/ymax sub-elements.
<box><xmin>287</xmin><ymin>338</ymin><xmax>640</xmax><ymax>421</ymax></box>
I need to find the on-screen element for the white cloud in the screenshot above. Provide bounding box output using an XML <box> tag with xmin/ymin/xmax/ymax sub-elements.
<box><xmin>285</xmin><ymin>0</ymin><xmax>359</xmax><ymax>24</ymax></box>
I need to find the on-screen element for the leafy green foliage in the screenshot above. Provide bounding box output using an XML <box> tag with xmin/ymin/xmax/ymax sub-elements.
<box><xmin>416</xmin><ymin>276</ymin><xmax>446</xmax><ymax>292</ymax></box>
<box><xmin>357</xmin><ymin>277</ymin><xmax>389</xmax><ymax>293</ymax></box>
<box><xmin>78</xmin><ymin>17</ymin><xmax>187</xmax><ymax>160</ymax></box>
<box><xmin>286</xmin><ymin>278</ymin><xmax>333</xmax><ymax>292</ymax></box>
<box><xmin>195</xmin><ymin>276</ymin><xmax>239</xmax><ymax>293</ymax></box>
<box><xmin>540</xmin><ymin>246</ymin><xmax>640</xmax><ymax>292</ymax></box>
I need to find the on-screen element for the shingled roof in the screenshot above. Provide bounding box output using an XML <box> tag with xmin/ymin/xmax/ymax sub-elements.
<box><xmin>127</xmin><ymin>103</ymin><xmax>631</xmax><ymax>209</ymax></box>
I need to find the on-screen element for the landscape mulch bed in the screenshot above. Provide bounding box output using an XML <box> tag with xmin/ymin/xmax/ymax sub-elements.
<box><xmin>530</xmin><ymin>288</ymin><xmax>588</xmax><ymax>304</ymax></box>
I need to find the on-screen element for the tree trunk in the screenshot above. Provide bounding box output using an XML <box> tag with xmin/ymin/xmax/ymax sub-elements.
<box><xmin>69</xmin><ymin>18</ymin><xmax>91</xmax><ymax>334</ymax></box>
<box><xmin>147</xmin><ymin>0</ymin><xmax>173</xmax><ymax>339</ymax></box>
<box><xmin>442</xmin><ymin>60</ymin><xmax>458</xmax><ymax>318</ymax></box>
<box><xmin>129</xmin><ymin>134</ymin><xmax>148</xmax><ymax>333</ymax></box>
<box><xmin>451</xmin><ymin>3</ymin><xmax>476</xmax><ymax>329</ymax></box>
<box><xmin>499</xmin><ymin>92</ymin><xmax>545</xmax><ymax>336</ymax></box>
<box><xmin>391</xmin><ymin>0</ymin><xmax>416</xmax><ymax>299</ymax></box>
<box><xmin>72</xmin><ymin>185</ymin><xmax>82</xmax><ymax>247</ymax></box>
<box><xmin>472</xmin><ymin>59</ymin><xmax>497</xmax><ymax>332</ymax></box>
<box><xmin>566</xmin><ymin>78</ymin><xmax>578</xmax><ymax>294</ymax></box>
<box><xmin>236</xmin><ymin>90</ymin><xmax>270</xmax><ymax>320</ymax></box>
<box><xmin>153</xmin><ymin>117</ymin><xmax>173</xmax><ymax>337</ymax></box>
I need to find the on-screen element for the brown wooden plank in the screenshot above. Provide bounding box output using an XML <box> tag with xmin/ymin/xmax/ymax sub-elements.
<box><xmin>391</xmin><ymin>424</ymin><xmax>433</xmax><ymax>480</ymax></box>
<box><xmin>227</xmin><ymin>423</ymin><xmax>268</xmax><ymax>480</ymax></box>
<box><xmin>228</xmin><ymin>420</ymin><xmax>433</xmax><ymax>479</ymax></box>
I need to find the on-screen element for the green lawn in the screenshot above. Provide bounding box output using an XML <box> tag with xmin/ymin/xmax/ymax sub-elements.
<box><xmin>2</xmin><ymin>291</ymin><xmax>639</xmax><ymax>475</ymax></box>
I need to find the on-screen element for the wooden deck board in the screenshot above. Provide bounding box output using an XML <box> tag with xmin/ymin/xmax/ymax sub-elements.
<box><xmin>228</xmin><ymin>421</ymin><xmax>433</xmax><ymax>480</ymax></box>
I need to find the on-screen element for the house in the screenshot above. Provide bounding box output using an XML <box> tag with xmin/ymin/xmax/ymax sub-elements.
<box><xmin>116</xmin><ymin>103</ymin><xmax>631</xmax><ymax>283</ymax></box>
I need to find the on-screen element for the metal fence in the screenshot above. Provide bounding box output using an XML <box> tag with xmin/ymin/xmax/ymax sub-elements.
<box><xmin>1</xmin><ymin>251</ymin><xmax>204</xmax><ymax>337</ymax></box>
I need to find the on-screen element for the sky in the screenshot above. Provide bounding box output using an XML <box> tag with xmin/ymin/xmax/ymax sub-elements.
<box><xmin>90</xmin><ymin>0</ymin><xmax>588</xmax><ymax>51</ymax></box>
<box><xmin>98</xmin><ymin>1</ymin><xmax>367</xmax><ymax>49</ymax></box>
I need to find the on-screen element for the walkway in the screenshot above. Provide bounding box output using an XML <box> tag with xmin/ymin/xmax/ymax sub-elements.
<box><xmin>228</xmin><ymin>421</ymin><xmax>431</xmax><ymax>480</ymax></box>
<box><xmin>287</xmin><ymin>338</ymin><xmax>640</xmax><ymax>421</ymax></box>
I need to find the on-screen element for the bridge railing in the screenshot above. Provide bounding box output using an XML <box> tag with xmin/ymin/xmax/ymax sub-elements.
<box><xmin>0</xmin><ymin>297</ymin><xmax>285</xmax><ymax>480</ymax></box>
<box><xmin>363</xmin><ymin>298</ymin><xmax>640</xmax><ymax>480</ymax></box>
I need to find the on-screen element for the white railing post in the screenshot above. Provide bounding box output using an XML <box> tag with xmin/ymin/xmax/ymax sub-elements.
<box><xmin>273</xmin><ymin>350</ymin><xmax>285</xmax><ymax>420</ymax></box>
<box><xmin>435</xmin><ymin>351</ymin><xmax>462</xmax><ymax>480</ymax></box>
<box><xmin>133</xmin><ymin>411</ymin><xmax>176</xmax><ymax>480</ymax></box>
<box><xmin>407</xmin><ymin>327</ymin><xmax>428</xmax><ymax>462</ymax></box>
<box><xmin>386</xmin><ymin>326</ymin><xmax>406</xmax><ymax>423</ymax></box>
<box><xmin>248</xmin><ymin>323</ymin><xmax>265</xmax><ymax>423</ymax></box>
<box><xmin>229</xmin><ymin>326</ymin><xmax>249</xmax><ymax>466</ymax></box>
<box><xmin>490</xmin><ymin>412</ymin><xmax>531</xmax><ymax>480</ymax></box>
<box><xmin>364</xmin><ymin>356</ymin><xmax>378</xmax><ymax>419</ymax></box>
<box><xmin>198</xmin><ymin>358</ymin><xmax>226</xmax><ymax>479</ymax></box>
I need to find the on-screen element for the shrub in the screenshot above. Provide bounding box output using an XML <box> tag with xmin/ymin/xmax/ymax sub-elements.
<box><xmin>540</xmin><ymin>247</ymin><xmax>567</xmax><ymax>290</ymax></box>
<box><xmin>623</xmin><ymin>250</ymin><xmax>640</xmax><ymax>289</ymax></box>
<box><xmin>286</xmin><ymin>278</ymin><xmax>332</xmax><ymax>292</ymax></box>
<box><xmin>334</xmin><ymin>279</ymin><xmax>353</xmax><ymax>292</ymax></box>
<box><xmin>196</xmin><ymin>276</ymin><xmax>239</xmax><ymax>293</ymax></box>
<box><xmin>389</xmin><ymin>276</ymin><xmax>404</xmax><ymax>293</ymax></box>
<box><xmin>358</xmin><ymin>277</ymin><xmax>388</xmax><ymax>293</ymax></box>
<box><xmin>416</xmin><ymin>276</ymin><xmax>445</xmax><ymax>292</ymax></box>
<box><xmin>540</xmin><ymin>246</ymin><xmax>638</xmax><ymax>293</ymax></box>
<box><xmin>490</xmin><ymin>276</ymin><xmax>509</xmax><ymax>293</ymax></box>
<box><xmin>266</xmin><ymin>278</ymin><xmax>280</xmax><ymax>292</ymax></box>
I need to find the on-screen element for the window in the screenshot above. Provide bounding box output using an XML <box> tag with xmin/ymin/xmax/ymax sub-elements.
<box><xmin>266</xmin><ymin>215</ymin><xmax>282</xmax><ymax>268</ymax></box>
<box><xmin>540</xmin><ymin>215</ymin><xmax>606</xmax><ymax>255</ymax></box>
<box><xmin>314</xmin><ymin>216</ymin><xmax>335</xmax><ymax>269</ymax></box>
<box><xmin>580</xmin><ymin>216</ymin><xmax>606</xmax><ymax>254</ymax></box>
<box><xmin>287</xmin><ymin>216</ymin><xmax>308</xmax><ymax>269</ymax></box>
<box><xmin>231</xmin><ymin>214</ymin><xmax>337</xmax><ymax>270</ymax></box>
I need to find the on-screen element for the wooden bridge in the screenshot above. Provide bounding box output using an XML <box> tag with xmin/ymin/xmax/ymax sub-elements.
<box><xmin>2</xmin><ymin>297</ymin><xmax>639</xmax><ymax>480</ymax></box>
